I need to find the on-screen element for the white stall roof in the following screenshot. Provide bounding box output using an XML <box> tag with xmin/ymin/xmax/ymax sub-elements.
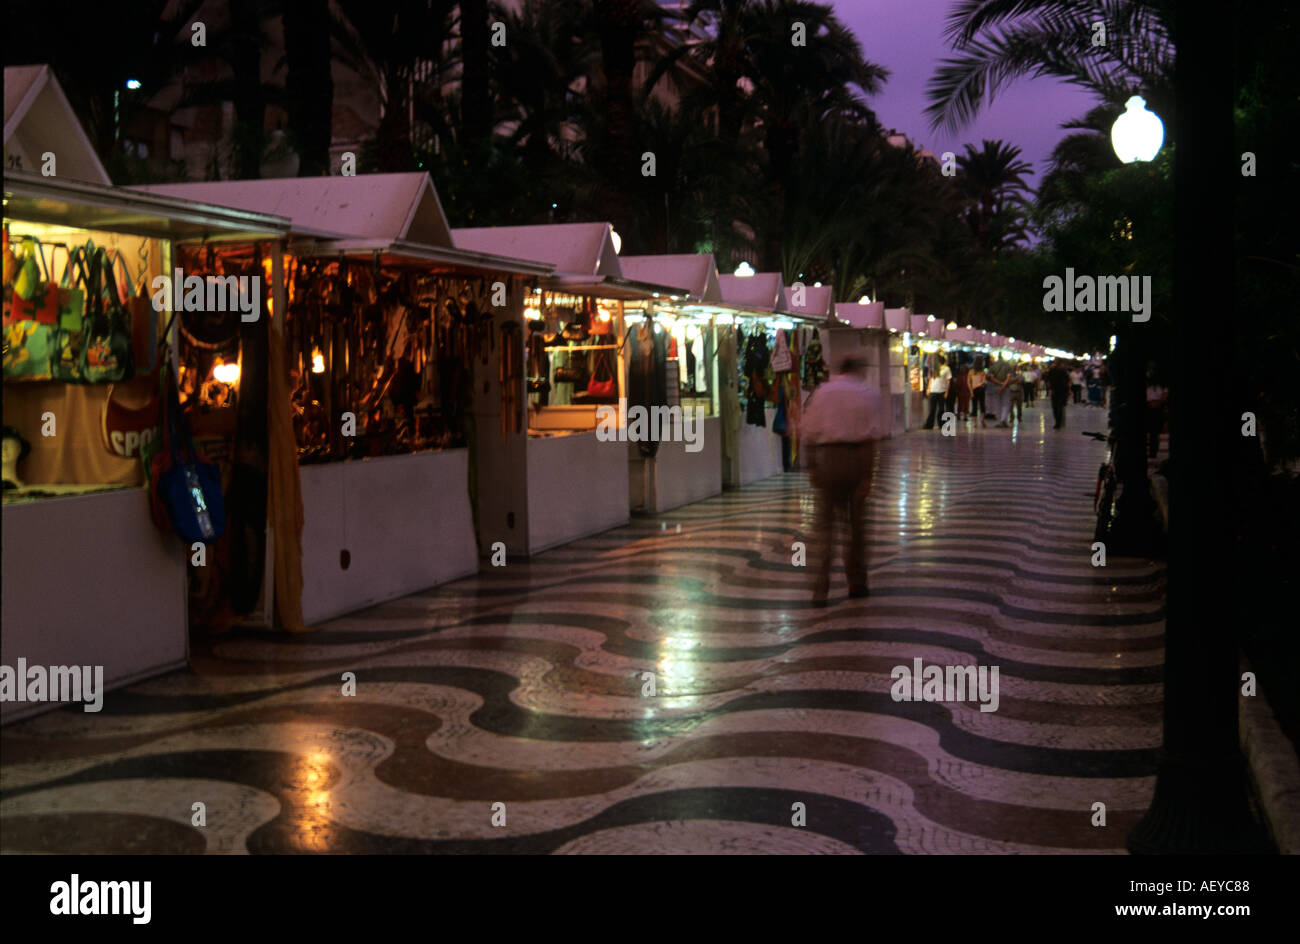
<box><xmin>619</xmin><ymin>253</ymin><xmax>721</xmax><ymax>303</ymax></box>
<box><xmin>4</xmin><ymin>170</ymin><xmax>290</xmax><ymax>242</ymax></box>
<box><xmin>835</xmin><ymin>301</ymin><xmax>885</xmax><ymax>329</ymax></box>
<box><xmin>134</xmin><ymin>173</ymin><xmax>453</xmax><ymax>245</ymax></box>
<box><xmin>718</xmin><ymin>272</ymin><xmax>783</xmax><ymax>312</ymax></box>
<box><xmin>781</xmin><ymin>284</ymin><xmax>834</xmax><ymax>318</ymax></box>
<box><xmin>4</xmin><ymin>65</ymin><xmax>110</xmax><ymax>185</ymax></box>
<box><xmin>453</xmin><ymin>222</ymin><xmax>621</xmax><ymax>278</ymax></box>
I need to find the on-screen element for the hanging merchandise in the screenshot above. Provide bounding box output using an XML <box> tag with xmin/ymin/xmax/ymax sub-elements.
<box><xmin>742</xmin><ymin>328</ymin><xmax>771</xmax><ymax>426</ymax></box>
<box><xmin>586</xmin><ymin>349</ymin><xmax>616</xmax><ymax>398</ymax></box>
<box><xmin>500</xmin><ymin>321</ymin><xmax>523</xmax><ymax>439</ymax></box>
<box><xmin>100</xmin><ymin>378</ymin><xmax>160</xmax><ymax>459</ymax></box>
<box><xmin>149</xmin><ymin>363</ymin><xmax>226</xmax><ymax>545</ymax></box>
<box><xmin>627</xmin><ymin>315</ymin><xmax>668</xmax><ymax>456</ymax></box>
<box><xmin>692</xmin><ymin>331</ymin><xmax>706</xmax><ymax>392</ymax></box>
<box><xmin>770</xmin><ymin>328</ymin><xmax>793</xmax><ymax>372</ymax></box>
<box><xmin>803</xmin><ymin>328</ymin><xmax>828</xmax><ymax>390</ymax></box>
<box><xmin>3</xmin><ymin>238</ymin><xmax>60</xmax><ymax>380</ymax></box>
<box><xmin>78</xmin><ymin>247</ymin><xmax>135</xmax><ymax>384</ymax></box>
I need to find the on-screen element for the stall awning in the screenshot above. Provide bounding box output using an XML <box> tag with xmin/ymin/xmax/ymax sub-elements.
<box><xmin>619</xmin><ymin>253</ymin><xmax>722</xmax><ymax>303</ymax></box>
<box><xmin>780</xmin><ymin>283</ymin><xmax>835</xmax><ymax>319</ymax></box>
<box><xmin>453</xmin><ymin>222</ymin><xmax>623</xmax><ymax>278</ymax></box>
<box><xmin>544</xmin><ymin>273</ymin><xmax>692</xmax><ymax>301</ymax></box>
<box><xmin>718</xmin><ymin>271</ymin><xmax>783</xmax><ymax>313</ymax></box>
<box><xmin>4</xmin><ymin>170</ymin><xmax>290</xmax><ymax>241</ymax></box>
<box><xmin>299</xmin><ymin>236</ymin><xmax>555</xmax><ymax>277</ymax></box>
<box><xmin>835</xmin><ymin>301</ymin><xmax>885</xmax><ymax>329</ymax></box>
<box><xmin>134</xmin><ymin>173</ymin><xmax>453</xmax><ymax>244</ymax></box>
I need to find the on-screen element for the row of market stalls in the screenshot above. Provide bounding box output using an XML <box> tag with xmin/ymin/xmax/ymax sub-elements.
<box><xmin>1</xmin><ymin>66</ymin><xmax>844</xmax><ymax>720</ymax></box>
<box><xmin>3</xmin><ymin>66</ymin><xmax>1068</xmax><ymax>722</ymax></box>
<box><xmin>828</xmin><ymin>301</ymin><xmax>1054</xmax><ymax>431</ymax></box>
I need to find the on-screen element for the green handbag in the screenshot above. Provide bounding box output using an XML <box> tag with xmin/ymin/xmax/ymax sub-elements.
<box><xmin>50</xmin><ymin>245</ymin><xmax>89</xmax><ymax>383</ymax></box>
<box><xmin>79</xmin><ymin>248</ymin><xmax>134</xmax><ymax>384</ymax></box>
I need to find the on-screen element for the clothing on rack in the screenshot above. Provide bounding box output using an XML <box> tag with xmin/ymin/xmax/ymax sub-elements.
<box><xmin>627</xmin><ymin>318</ymin><xmax>668</xmax><ymax>456</ymax></box>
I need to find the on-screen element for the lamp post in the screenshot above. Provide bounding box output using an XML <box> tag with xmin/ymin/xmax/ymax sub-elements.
<box><xmin>1103</xmin><ymin>96</ymin><xmax>1165</xmax><ymax>558</ymax></box>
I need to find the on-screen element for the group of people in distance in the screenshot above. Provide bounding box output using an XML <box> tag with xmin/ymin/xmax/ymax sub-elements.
<box><xmin>923</xmin><ymin>354</ymin><xmax>1107</xmax><ymax>432</ymax></box>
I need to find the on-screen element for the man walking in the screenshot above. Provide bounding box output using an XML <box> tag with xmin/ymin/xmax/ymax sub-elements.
<box><xmin>801</xmin><ymin>355</ymin><xmax>885</xmax><ymax>605</ymax></box>
<box><xmin>1046</xmin><ymin>359</ymin><xmax>1072</xmax><ymax>429</ymax></box>
<box><xmin>987</xmin><ymin>356</ymin><xmax>1014</xmax><ymax>427</ymax></box>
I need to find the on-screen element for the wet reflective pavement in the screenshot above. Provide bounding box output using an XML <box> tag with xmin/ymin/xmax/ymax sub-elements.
<box><xmin>1</xmin><ymin>402</ymin><xmax>1165</xmax><ymax>853</ymax></box>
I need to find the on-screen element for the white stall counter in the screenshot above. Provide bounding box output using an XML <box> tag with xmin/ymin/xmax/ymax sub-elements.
<box><xmin>299</xmin><ymin>449</ymin><xmax>478</xmax><ymax>624</ymax></box>
<box><xmin>736</xmin><ymin>410</ymin><xmax>785</xmax><ymax>485</ymax></box>
<box><xmin>2</xmin><ymin>488</ymin><xmax>187</xmax><ymax>724</ymax></box>
<box><xmin>629</xmin><ymin>416</ymin><xmax>722</xmax><ymax>513</ymax></box>
<box><xmin>526</xmin><ymin>431</ymin><xmax>629</xmax><ymax>554</ymax></box>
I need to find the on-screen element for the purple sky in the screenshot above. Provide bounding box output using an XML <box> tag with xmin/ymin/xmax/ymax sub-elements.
<box><xmin>832</xmin><ymin>0</ymin><xmax>1099</xmax><ymax>188</ymax></box>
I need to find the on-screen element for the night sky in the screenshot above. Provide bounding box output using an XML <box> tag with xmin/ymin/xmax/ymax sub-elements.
<box><xmin>831</xmin><ymin>0</ymin><xmax>1099</xmax><ymax>186</ymax></box>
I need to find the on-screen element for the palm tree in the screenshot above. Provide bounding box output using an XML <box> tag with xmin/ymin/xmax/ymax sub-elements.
<box><xmin>955</xmin><ymin>139</ymin><xmax>1033</xmax><ymax>252</ymax></box>
<box><xmin>925</xmin><ymin>0</ymin><xmax>1174</xmax><ymax>133</ymax></box>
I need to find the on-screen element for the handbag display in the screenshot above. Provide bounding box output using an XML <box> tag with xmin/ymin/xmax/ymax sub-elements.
<box><xmin>586</xmin><ymin>352</ymin><xmax>615</xmax><ymax>398</ymax></box>
<box><xmin>101</xmin><ymin>379</ymin><xmax>161</xmax><ymax>459</ymax></box>
<box><xmin>553</xmin><ymin>365</ymin><xmax>586</xmax><ymax>384</ymax></box>
<box><xmin>79</xmin><ymin>248</ymin><xmax>134</xmax><ymax>384</ymax></box>
<box><xmin>3</xmin><ymin>238</ymin><xmax>61</xmax><ymax>381</ymax></box>
<box><xmin>149</xmin><ymin>363</ymin><xmax>225</xmax><ymax>544</ymax></box>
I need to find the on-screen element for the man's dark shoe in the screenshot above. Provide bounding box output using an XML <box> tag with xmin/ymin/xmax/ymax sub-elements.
<box><xmin>848</xmin><ymin>585</ymin><xmax>870</xmax><ymax>599</ymax></box>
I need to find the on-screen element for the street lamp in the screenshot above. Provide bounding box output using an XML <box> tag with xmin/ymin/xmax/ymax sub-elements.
<box><xmin>1111</xmin><ymin>96</ymin><xmax>1164</xmax><ymax>163</ymax></box>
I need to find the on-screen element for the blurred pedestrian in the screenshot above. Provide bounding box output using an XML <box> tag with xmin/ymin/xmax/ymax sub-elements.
<box><xmin>968</xmin><ymin>358</ymin><xmax>988</xmax><ymax>428</ymax></box>
<box><xmin>923</xmin><ymin>354</ymin><xmax>950</xmax><ymax>430</ymax></box>
<box><xmin>801</xmin><ymin>355</ymin><xmax>886</xmax><ymax>604</ymax></box>
<box><xmin>1070</xmin><ymin>365</ymin><xmax>1084</xmax><ymax>404</ymax></box>
<box><xmin>1047</xmin><ymin>359</ymin><xmax>1071</xmax><ymax>429</ymax></box>
<box><xmin>988</xmin><ymin>356</ymin><xmax>1014</xmax><ymax>426</ymax></box>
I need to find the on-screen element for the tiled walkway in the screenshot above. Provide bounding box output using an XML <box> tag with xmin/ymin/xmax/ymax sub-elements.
<box><xmin>0</xmin><ymin>401</ymin><xmax>1165</xmax><ymax>853</ymax></box>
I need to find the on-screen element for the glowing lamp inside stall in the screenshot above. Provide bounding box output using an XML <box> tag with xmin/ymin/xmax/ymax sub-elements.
<box><xmin>1111</xmin><ymin>96</ymin><xmax>1164</xmax><ymax>164</ymax></box>
<box><xmin>311</xmin><ymin>348</ymin><xmax>326</xmax><ymax>374</ymax></box>
<box><xmin>213</xmin><ymin>361</ymin><xmax>240</xmax><ymax>384</ymax></box>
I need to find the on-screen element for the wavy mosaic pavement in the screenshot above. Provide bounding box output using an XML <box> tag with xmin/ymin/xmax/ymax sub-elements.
<box><xmin>1</xmin><ymin>403</ymin><xmax>1164</xmax><ymax>853</ymax></box>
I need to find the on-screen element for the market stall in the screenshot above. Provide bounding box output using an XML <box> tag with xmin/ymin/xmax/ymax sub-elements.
<box><xmin>617</xmin><ymin>253</ymin><xmax>724</xmax><ymax>513</ymax></box>
<box><xmin>716</xmin><ymin>270</ymin><xmax>787</xmax><ymax>486</ymax></box>
<box><xmin>2</xmin><ymin>169</ymin><xmax>289</xmax><ymax>721</ymax></box>
<box><xmin>136</xmin><ymin>174</ymin><xmax>549</xmax><ymax>623</ymax></box>
<box><xmin>829</xmin><ymin>301</ymin><xmax>900</xmax><ymax>436</ymax></box>
<box><xmin>453</xmin><ymin>223</ymin><xmax>689</xmax><ymax>554</ymax></box>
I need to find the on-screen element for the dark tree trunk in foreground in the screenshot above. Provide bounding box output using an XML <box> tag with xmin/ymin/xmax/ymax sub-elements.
<box><xmin>1126</xmin><ymin>0</ymin><xmax>1270</xmax><ymax>855</ymax></box>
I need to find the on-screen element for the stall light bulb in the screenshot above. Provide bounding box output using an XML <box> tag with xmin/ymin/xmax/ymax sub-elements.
<box><xmin>598</xmin><ymin>306</ymin><xmax>611</xmax><ymax>322</ymax></box>
<box><xmin>312</xmin><ymin>348</ymin><xmax>326</xmax><ymax>374</ymax></box>
<box><xmin>213</xmin><ymin>361</ymin><xmax>240</xmax><ymax>384</ymax></box>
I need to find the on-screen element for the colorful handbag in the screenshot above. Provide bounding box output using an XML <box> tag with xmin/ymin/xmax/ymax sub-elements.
<box><xmin>3</xmin><ymin>238</ymin><xmax>58</xmax><ymax>380</ymax></box>
<box><xmin>79</xmin><ymin>248</ymin><xmax>134</xmax><ymax>384</ymax></box>
<box><xmin>6</xmin><ymin>237</ymin><xmax>60</xmax><ymax>326</ymax></box>
<box><xmin>101</xmin><ymin>379</ymin><xmax>161</xmax><ymax>459</ymax></box>
<box><xmin>50</xmin><ymin>245</ymin><xmax>89</xmax><ymax>383</ymax></box>
<box><xmin>586</xmin><ymin>352</ymin><xmax>615</xmax><ymax>398</ymax></box>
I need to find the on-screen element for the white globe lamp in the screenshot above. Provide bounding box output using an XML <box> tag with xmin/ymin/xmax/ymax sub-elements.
<box><xmin>1111</xmin><ymin>96</ymin><xmax>1164</xmax><ymax>164</ymax></box>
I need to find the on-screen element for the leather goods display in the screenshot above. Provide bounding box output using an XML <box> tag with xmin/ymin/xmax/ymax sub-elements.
<box><xmin>586</xmin><ymin>351</ymin><xmax>615</xmax><ymax>398</ymax></box>
<box><xmin>554</xmin><ymin>363</ymin><xmax>586</xmax><ymax>384</ymax></box>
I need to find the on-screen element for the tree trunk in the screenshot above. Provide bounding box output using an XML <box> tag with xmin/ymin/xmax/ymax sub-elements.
<box><xmin>460</xmin><ymin>0</ymin><xmax>492</xmax><ymax>149</ymax></box>
<box><xmin>230</xmin><ymin>0</ymin><xmax>266</xmax><ymax>179</ymax></box>
<box><xmin>283</xmin><ymin>0</ymin><xmax>334</xmax><ymax>176</ymax></box>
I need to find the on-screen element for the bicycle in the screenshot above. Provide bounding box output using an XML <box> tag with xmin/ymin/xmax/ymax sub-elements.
<box><xmin>1083</xmin><ymin>430</ymin><xmax>1118</xmax><ymax>543</ymax></box>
